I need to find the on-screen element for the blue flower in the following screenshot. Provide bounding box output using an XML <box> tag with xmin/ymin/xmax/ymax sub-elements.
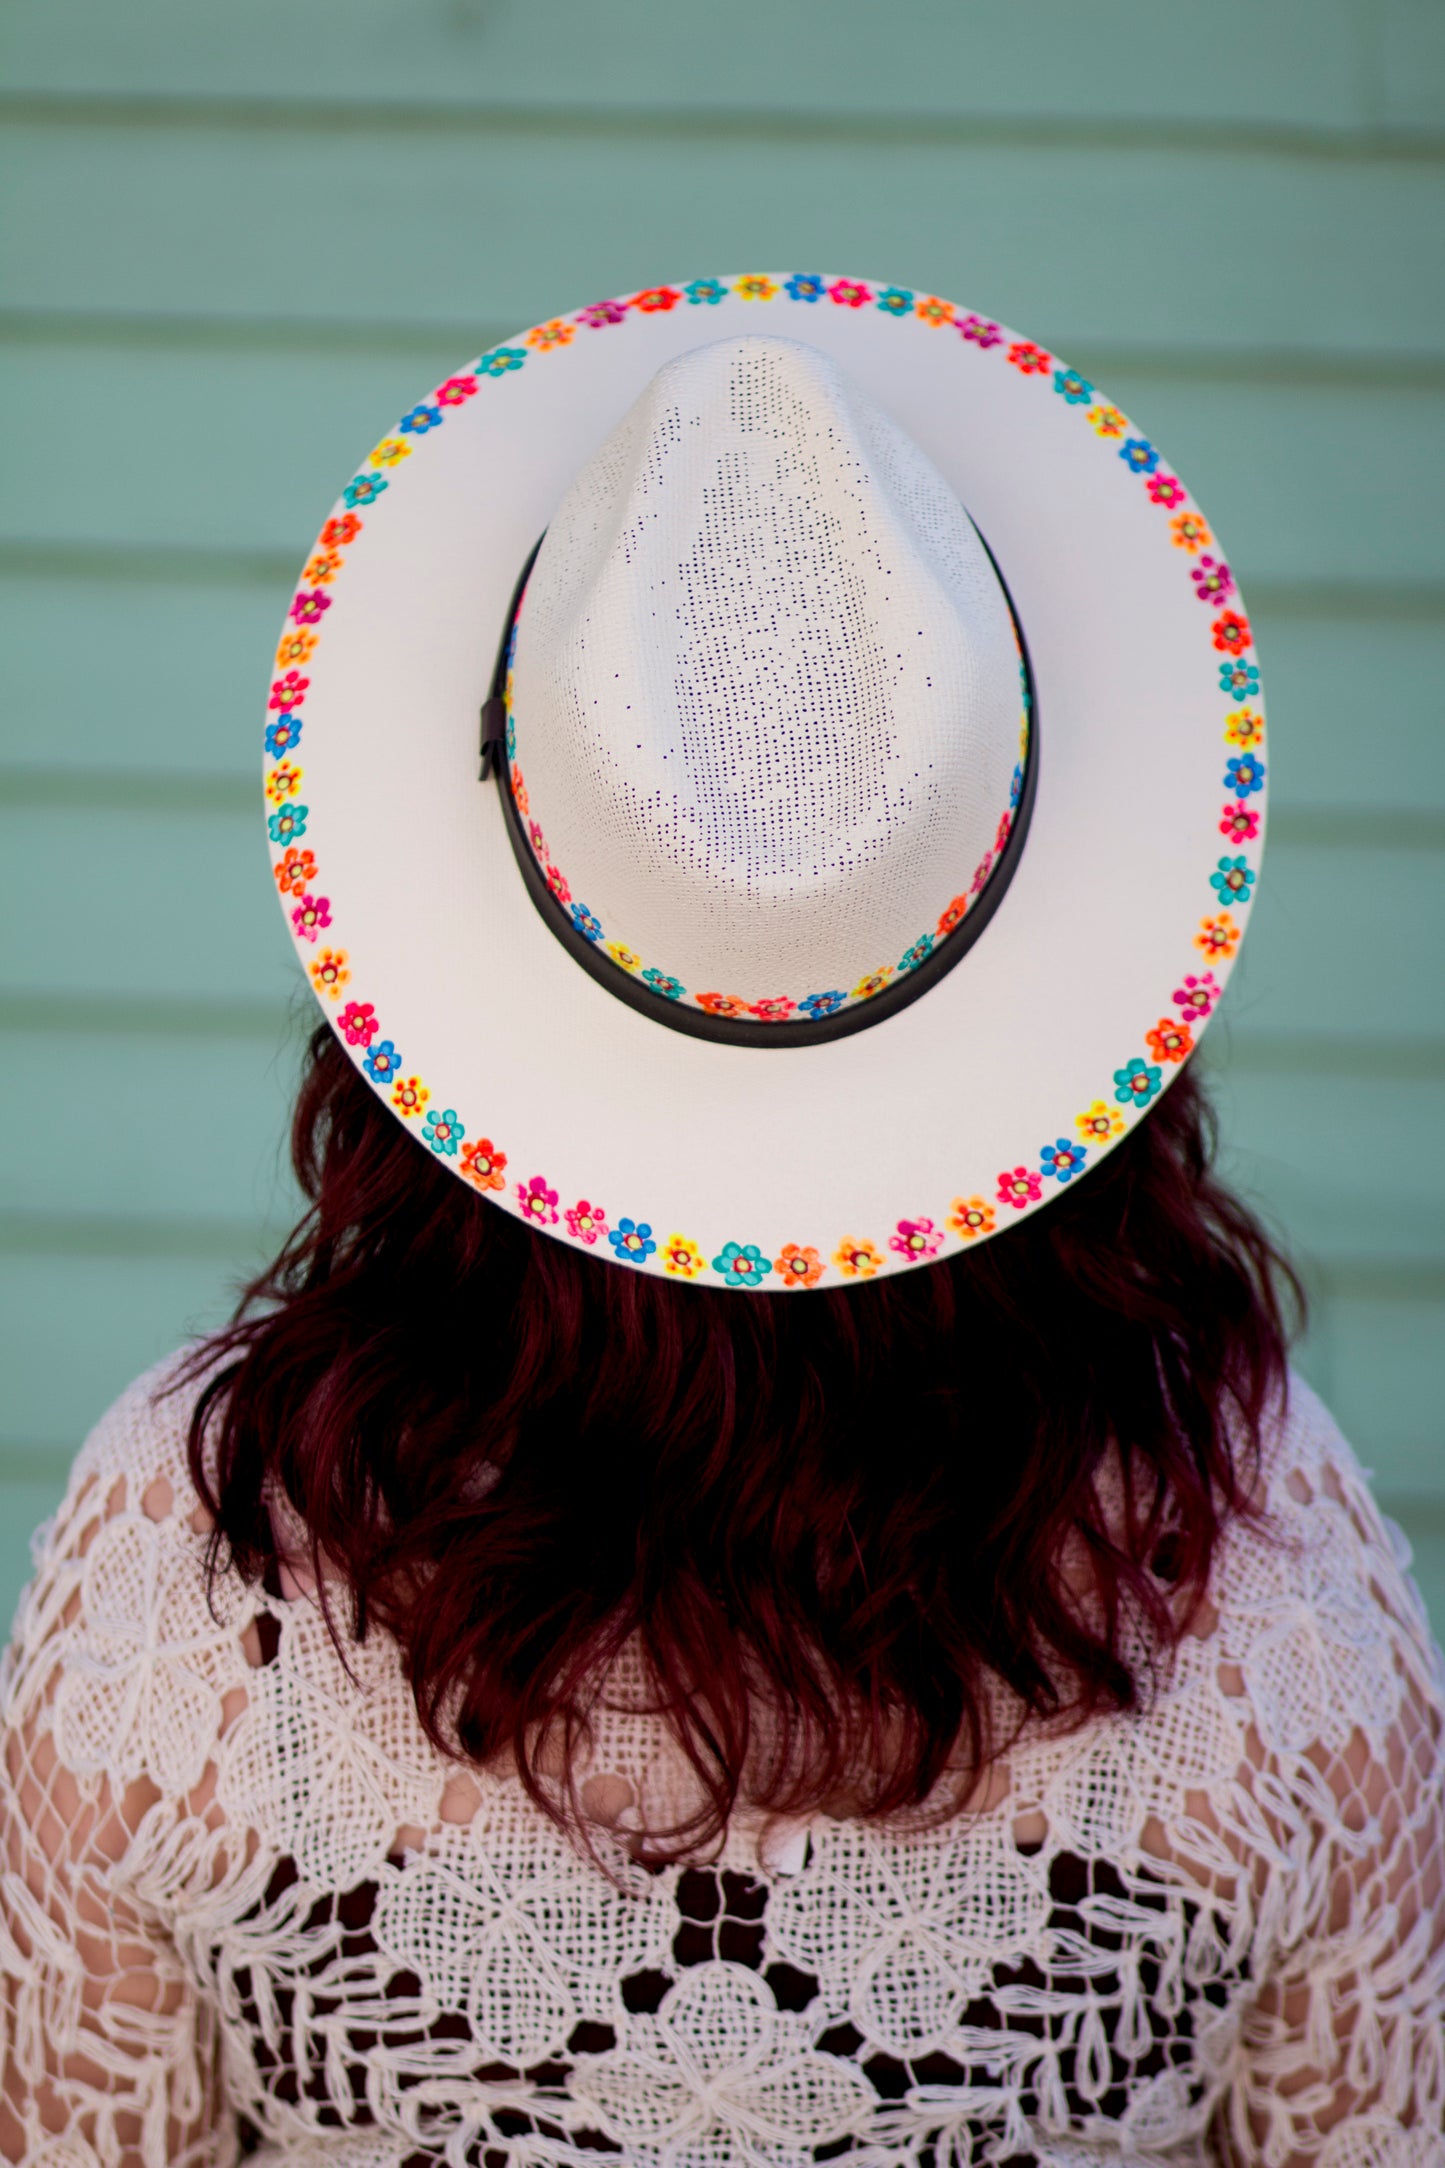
<box><xmin>898</xmin><ymin>934</ymin><xmax>934</xmax><ymax>974</ymax></box>
<box><xmin>570</xmin><ymin>903</ymin><xmax>603</xmax><ymax>942</ymax></box>
<box><xmin>799</xmin><ymin>989</ymin><xmax>846</xmax><ymax>1018</ymax></box>
<box><xmin>1114</xmin><ymin>1057</ymin><xmax>1162</xmax><ymax>1109</ymax></box>
<box><xmin>608</xmin><ymin>1218</ymin><xmax>656</xmax><ymax>1263</ymax></box>
<box><xmin>1119</xmin><ymin>437</ymin><xmax>1159</xmax><ymax>474</ymax></box>
<box><xmin>399</xmin><ymin>405</ymin><xmax>442</xmax><ymax>435</ymax></box>
<box><xmin>1219</xmin><ymin>661</ymin><xmax>1261</xmax><ymax>700</ymax></box>
<box><xmin>1225</xmin><ymin>754</ymin><xmax>1266</xmax><ymax>797</ymax></box>
<box><xmin>267</xmin><ymin>802</ymin><xmax>308</xmax><ymax>844</ymax></box>
<box><xmin>265</xmin><ymin>713</ymin><xmax>303</xmax><ymax>758</ymax></box>
<box><xmin>423</xmin><ymin>1108</ymin><xmax>464</xmax><ymax>1156</ymax></box>
<box><xmin>642</xmin><ymin>968</ymin><xmax>685</xmax><ymax>1000</ymax></box>
<box><xmin>1041</xmin><ymin>1139</ymin><xmax>1088</xmax><ymax>1182</ymax></box>
<box><xmin>1053</xmin><ymin>369</ymin><xmax>1093</xmax><ymax>405</ymax></box>
<box><xmin>478</xmin><ymin>348</ymin><xmax>527</xmax><ymax>377</ymax></box>
<box><xmin>1010</xmin><ymin>761</ymin><xmax>1024</xmax><ymax>809</ymax></box>
<box><xmin>685</xmin><ymin>278</ymin><xmax>727</xmax><ymax>305</ymax></box>
<box><xmin>1210</xmin><ymin>856</ymin><xmax>1256</xmax><ymax>906</ymax></box>
<box><xmin>343</xmin><ymin>472</ymin><xmax>389</xmax><ymax>508</ymax></box>
<box><xmin>785</xmin><ymin>274</ymin><xmax>825</xmax><ymax>303</ymax></box>
<box><xmin>712</xmin><ymin>1241</ymin><xmax>772</xmax><ymax>1287</ymax></box>
<box><xmin>364</xmin><ymin>1039</ymin><xmax>402</xmax><ymax>1084</ymax></box>
<box><xmin>876</xmin><ymin>287</ymin><xmax>914</xmax><ymax>316</ymax></box>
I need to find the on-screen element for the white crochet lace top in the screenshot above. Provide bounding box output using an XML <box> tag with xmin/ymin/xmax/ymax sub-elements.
<box><xmin>1</xmin><ymin>1354</ymin><xmax>1442</xmax><ymax>2168</ymax></box>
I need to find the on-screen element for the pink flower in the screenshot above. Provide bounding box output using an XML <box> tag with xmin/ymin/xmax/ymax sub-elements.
<box><xmin>1172</xmin><ymin>972</ymin><xmax>1221</xmax><ymax>1021</ymax></box>
<box><xmin>516</xmin><ymin>1175</ymin><xmax>559</xmax><ymax>1226</ymax></box>
<box><xmin>1219</xmin><ymin>800</ymin><xmax>1261</xmax><ymax>845</ymax></box>
<box><xmin>338</xmin><ymin>1000</ymin><xmax>378</xmax><ymax>1047</ymax></box>
<box><xmin>997</xmin><ymin>1166</ymin><xmax>1042</xmax><ymax>1210</ymax></box>
<box><xmin>565</xmin><ymin>1199</ymin><xmax>608</xmax><ymax>1245</ymax></box>
<box><xmin>545</xmin><ymin>862</ymin><xmax>572</xmax><ymax>906</ymax></box>
<box><xmin>577</xmin><ymin>299</ymin><xmax>628</xmax><ymax>327</ymax></box>
<box><xmin>290</xmin><ymin>891</ymin><xmax>331</xmax><ymax>942</ymax></box>
<box><xmin>269</xmin><ymin>670</ymin><xmax>310</xmax><ymax>710</ymax></box>
<box><xmin>289</xmin><ymin>588</ymin><xmax>332</xmax><ymax>627</ymax></box>
<box><xmin>435</xmin><ymin>375</ymin><xmax>478</xmax><ymax>406</ymax></box>
<box><xmin>889</xmin><ymin>1217</ymin><xmax>944</xmax><ymax>1261</ymax></box>
<box><xmin>958</xmin><ymin>314</ymin><xmax>1001</xmax><ymax>348</ymax></box>
<box><xmin>828</xmin><ymin>279</ymin><xmax>873</xmax><ymax>309</ymax></box>
<box><xmin>970</xmin><ymin>848</ymin><xmax>995</xmax><ymax>896</ymax></box>
<box><xmin>1146</xmin><ymin>472</ymin><xmax>1187</xmax><ymax>509</ymax></box>
<box><xmin>994</xmin><ymin>809</ymin><xmax>1013</xmax><ymax>855</ymax></box>
<box><xmin>748</xmin><ymin>996</ymin><xmax>796</xmax><ymax>1021</ymax></box>
<box><xmin>1190</xmin><ymin>556</ymin><xmax>1235</xmax><ymax>606</ymax></box>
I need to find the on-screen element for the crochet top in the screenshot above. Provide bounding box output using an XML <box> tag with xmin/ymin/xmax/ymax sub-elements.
<box><xmin>1</xmin><ymin>1354</ymin><xmax>1442</xmax><ymax>2168</ymax></box>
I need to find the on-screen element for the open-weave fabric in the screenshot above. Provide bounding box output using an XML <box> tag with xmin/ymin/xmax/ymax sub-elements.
<box><xmin>1</xmin><ymin>1355</ymin><xmax>1442</xmax><ymax>2168</ymax></box>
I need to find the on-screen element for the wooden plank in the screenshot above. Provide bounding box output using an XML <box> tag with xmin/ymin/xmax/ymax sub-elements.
<box><xmin>0</xmin><ymin>0</ymin><xmax>1377</xmax><ymax>134</ymax></box>
<box><xmin>1380</xmin><ymin>0</ymin><xmax>1445</xmax><ymax>131</ymax></box>
<box><xmin>4</xmin><ymin>121</ymin><xmax>1444</xmax><ymax>362</ymax></box>
<box><xmin>4</xmin><ymin>340</ymin><xmax>1443</xmax><ymax>593</ymax></box>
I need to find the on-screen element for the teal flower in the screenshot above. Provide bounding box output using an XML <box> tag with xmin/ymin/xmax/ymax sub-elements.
<box><xmin>712</xmin><ymin>1242</ymin><xmax>772</xmax><ymax>1287</ymax></box>
<box><xmin>898</xmin><ymin>934</ymin><xmax>934</xmax><ymax>973</ymax></box>
<box><xmin>642</xmin><ymin>968</ymin><xmax>685</xmax><ymax>1000</ymax></box>
<box><xmin>1210</xmin><ymin>856</ymin><xmax>1256</xmax><ymax>906</ymax></box>
<box><xmin>267</xmin><ymin>802</ymin><xmax>308</xmax><ymax>844</ymax></box>
<box><xmin>876</xmin><ymin>287</ymin><xmax>914</xmax><ymax>316</ymax></box>
<box><xmin>423</xmin><ymin>1108</ymin><xmax>464</xmax><ymax>1156</ymax></box>
<box><xmin>343</xmin><ymin>472</ymin><xmax>389</xmax><ymax>508</ymax></box>
<box><xmin>1219</xmin><ymin>661</ymin><xmax>1261</xmax><ymax>699</ymax></box>
<box><xmin>1053</xmin><ymin>369</ymin><xmax>1093</xmax><ymax>405</ymax></box>
<box><xmin>1113</xmin><ymin>1057</ymin><xmax>1162</xmax><ymax>1109</ymax></box>
<box><xmin>478</xmin><ymin>348</ymin><xmax>526</xmax><ymax>377</ymax></box>
<box><xmin>685</xmin><ymin>278</ymin><xmax>727</xmax><ymax>305</ymax></box>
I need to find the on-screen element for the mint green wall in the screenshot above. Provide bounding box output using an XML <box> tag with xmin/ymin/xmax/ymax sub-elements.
<box><xmin>1</xmin><ymin>1</ymin><xmax>1442</xmax><ymax>1628</ymax></box>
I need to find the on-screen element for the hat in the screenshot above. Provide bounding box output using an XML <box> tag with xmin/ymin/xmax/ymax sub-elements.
<box><xmin>265</xmin><ymin>273</ymin><xmax>1265</xmax><ymax>1292</ymax></box>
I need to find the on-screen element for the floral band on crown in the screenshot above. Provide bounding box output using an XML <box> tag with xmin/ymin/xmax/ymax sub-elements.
<box><xmin>269</xmin><ymin>273</ymin><xmax>1263</xmax><ymax>1288</ymax></box>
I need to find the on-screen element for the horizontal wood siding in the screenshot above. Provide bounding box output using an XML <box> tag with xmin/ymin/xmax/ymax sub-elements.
<box><xmin>0</xmin><ymin>0</ymin><xmax>1441</xmax><ymax>1633</ymax></box>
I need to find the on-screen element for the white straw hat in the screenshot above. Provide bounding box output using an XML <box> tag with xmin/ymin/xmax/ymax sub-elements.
<box><xmin>264</xmin><ymin>273</ymin><xmax>1266</xmax><ymax>1291</ymax></box>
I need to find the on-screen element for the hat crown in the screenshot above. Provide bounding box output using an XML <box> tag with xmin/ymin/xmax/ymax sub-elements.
<box><xmin>509</xmin><ymin>335</ymin><xmax>1027</xmax><ymax>1012</ymax></box>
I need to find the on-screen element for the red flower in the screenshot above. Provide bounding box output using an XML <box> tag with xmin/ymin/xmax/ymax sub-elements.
<box><xmin>1144</xmin><ymin>1016</ymin><xmax>1194</xmax><ymax>1064</ymax></box>
<box><xmin>435</xmin><ymin>375</ymin><xmax>478</xmax><ymax>406</ymax></box>
<box><xmin>632</xmin><ymin>286</ymin><xmax>681</xmax><ymax>313</ymax></box>
<box><xmin>1006</xmin><ymin>341</ymin><xmax>1051</xmax><ymax>375</ymax></box>
<box><xmin>696</xmin><ymin>992</ymin><xmax>747</xmax><ymax>1017</ymax></box>
<box><xmin>1211</xmin><ymin>611</ymin><xmax>1253</xmax><ymax>656</ymax></box>
<box><xmin>544</xmin><ymin>862</ymin><xmax>571</xmax><ymax>906</ymax></box>
<box><xmin>748</xmin><ymin>996</ymin><xmax>795</xmax><ymax>1021</ymax></box>
<box><xmin>994</xmin><ymin>809</ymin><xmax>1013</xmax><ymax>856</ymax></box>
<box><xmin>320</xmin><ymin>513</ymin><xmax>362</xmax><ymax>549</ymax></box>
<box><xmin>269</xmin><ymin>670</ymin><xmax>310</xmax><ymax>710</ymax></box>
<box><xmin>936</xmin><ymin>894</ymin><xmax>969</xmax><ymax>937</ymax></box>
<box><xmin>828</xmin><ymin>280</ymin><xmax>872</xmax><ymax>309</ymax></box>
<box><xmin>338</xmin><ymin>1000</ymin><xmax>378</xmax><ymax>1047</ymax></box>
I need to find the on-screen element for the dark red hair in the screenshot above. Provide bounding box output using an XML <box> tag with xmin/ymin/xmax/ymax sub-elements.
<box><xmin>180</xmin><ymin>1024</ymin><xmax>1300</xmax><ymax>1857</ymax></box>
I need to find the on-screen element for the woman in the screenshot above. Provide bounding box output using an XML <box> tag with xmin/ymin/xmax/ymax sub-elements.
<box><xmin>2</xmin><ymin>284</ymin><xmax>1441</xmax><ymax>2167</ymax></box>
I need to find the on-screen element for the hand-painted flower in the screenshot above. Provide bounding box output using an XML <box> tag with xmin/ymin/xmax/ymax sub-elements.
<box><xmin>424</xmin><ymin>1108</ymin><xmax>463</xmax><ymax>1157</ymax></box>
<box><xmin>1224</xmin><ymin>708</ymin><xmax>1265</xmax><ymax>751</ymax></box>
<box><xmin>1076</xmin><ymin>1100</ymin><xmax>1125</xmax><ymax>1144</ymax></box>
<box><xmin>890</xmin><ymin>1217</ymin><xmax>944</xmax><ymax>1261</ymax></box>
<box><xmin>320</xmin><ymin>514</ymin><xmax>362</xmax><ymax>549</ymax></box>
<box><xmin>736</xmin><ymin>275</ymin><xmax>778</xmax><ymax>301</ymax></box>
<box><xmin>1145</xmin><ymin>472</ymin><xmax>1186</xmax><ymax>508</ymax></box>
<box><xmin>1173</xmin><ymin>971</ymin><xmax>1221</xmax><ymax>1019</ymax></box>
<box><xmin>1219</xmin><ymin>800</ymin><xmax>1261</xmax><ymax>845</ymax></box>
<box><xmin>970</xmin><ymin>849</ymin><xmax>995</xmax><ymax>896</ymax></box>
<box><xmin>632</xmin><ymin>287</ymin><xmax>681</xmax><ymax>313</ymax></box>
<box><xmin>697</xmin><ymin>991</ymin><xmax>748</xmax><ymax>1016</ymax></box>
<box><xmin>609</xmin><ymin>1218</ymin><xmax>657</xmax><ymax>1262</ymax></box>
<box><xmin>510</xmin><ymin>767</ymin><xmax>530</xmax><ymax>817</ymax></box>
<box><xmin>828</xmin><ymin>280</ymin><xmax>873</xmax><ymax>308</ymax></box>
<box><xmin>527</xmin><ymin>820</ymin><xmax>548</xmax><ymax>860</ymax></box>
<box><xmin>1145</xmin><ymin>1016</ymin><xmax>1195</xmax><ymax>1063</ymax></box>
<box><xmin>605</xmin><ymin>942</ymin><xmax>643</xmax><ymax>973</ymax></box>
<box><xmin>459</xmin><ymin>1138</ymin><xmax>507</xmax><ymax>1191</ymax></box>
<box><xmin>1010</xmin><ymin>760</ymin><xmax>1025</xmax><ymax>807</ymax></box>
<box><xmin>370</xmin><ymin>439</ymin><xmax>412</xmax><ymax>468</ymax></box>
<box><xmin>1219</xmin><ymin>661</ymin><xmax>1261</xmax><ymax>699</ymax></box>
<box><xmin>995</xmin><ymin>808</ymin><xmax>1014</xmax><ymax>855</ymax></box>
<box><xmin>898</xmin><ymin>936</ymin><xmax>934</xmax><ymax>974</ymax></box>
<box><xmin>947</xmin><ymin>1196</ymin><xmax>996</xmax><ymax>1240</ymax></box>
<box><xmin>577</xmin><ymin>299</ymin><xmax>628</xmax><ymax>327</ymax></box>
<box><xmin>570</xmin><ymin>904</ymin><xmax>603</xmax><ymax>942</ymax></box>
<box><xmin>785</xmin><ymin>274</ymin><xmax>825</xmax><ymax>302</ymax></box>
<box><xmin>435</xmin><ymin>375</ymin><xmax>478</xmax><ymax>406</ymax></box>
<box><xmin>1041</xmin><ymin>1139</ymin><xmax>1088</xmax><ymax>1182</ymax></box>
<box><xmin>1210</xmin><ymin>855</ymin><xmax>1256</xmax><ymax>906</ymax></box>
<box><xmin>1086</xmin><ymin>405</ymin><xmax>1127</xmax><ymax>439</ymax></box>
<box><xmin>833</xmin><ymin>1238</ymin><xmax>883</xmax><ymax>1279</ymax></box>
<box><xmin>684</xmin><ymin>279</ymin><xmax>727</xmax><ymax>306</ymax></box>
<box><xmin>264</xmin><ymin>760</ymin><xmax>303</xmax><ymax>806</ymax></box>
<box><xmin>1225</xmin><ymin>753</ymin><xmax>1265</xmax><ymax>796</ymax></box>
<box><xmin>399</xmin><ymin>405</ymin><xmax>443</xmax><ymax>435</ymax></box>
<box><xmin>1170</xmin><ymin>512</ymin><xmax>1212</xmax><ymax>553</ymax></box>
<box><xmin>1191</xmin><ymin>556</ymin><xmax>1235</xmax><ymax>606</ymax></box>
<box><xmin>661</xmin><ymin>1234</ymin><xmax>706</xmax><ymax>1278</ymax></box>
<box><xmin>1119</xmin><ymin>438</ymin><xmax>1159</xmax><ymax>474</ymax></box>
<box><xmin>267</xmin><ymin>803</ymin><xmax>308</xmax><ymax>845</ymax></box>
<box><xmin>275</xmin><ymin>629</ymin><xmax>318</xmax><ymax>670</ymax></box>
<box><xmin>749</xmin><ymin>996</ymin><xmax>796</xmax><ymax>1020</ymax></box>
<box><xmin>1007</xmin><ymin>341</ymin><xmax>1051</xmax><ymax>374</ymax></box>
<box><xmin>642</xmin><ymin>968</ymin><xmax>685</xmax><ymax>1000</ymax></box>
<box><xmin>997</xmin><ymin>1167</ymin><xmax>1043</xmax><ymax>1210</ymax></box>
<box><xmin>309</xmin><ymin>948</ymin><xmax>350</xmax><ymax>1001</ymax></box>
<box><xmin>343</xmin><ymin>473</ymin><xmax>388</xmax><ymax>508</ymax></box>
<box><xmin>273</xmin><ymin>846</ymin><xmax>317</xmax><ymax>895</ymax></box>
<box><xmin>799</xmin><ymin>989</ymin><xmax>846</xmax><ymax>1017</ymax></box>
<box><xmin>956</xmin><ymin>312</ymin><xmax>999</xmax><ymax>344</ymax></box>
<box><xmin>936</xmin><ymin>895</ymin><xmax>970</xmax><ymax>937</ymax></box>
<box><xmin>566</xmin><ymin>1199</ymin><xmax>608</xmax><ymax>1244</ymax></box>
<box><xmin>363</xmin><ymin>1039</ymin><xmax>402</xmax><ymax>1085</ymax></box>
<box><xmin>876</xmin><ymin>287</ymin><xmax>914</xmax><ymax>316</ymax></box>
<box><xmin>713</xmin><ymin>1241</ymin><xmax>772</xmax><ymax>1286</ymax></box>
<box><xmin>303</xmin><ymin>550</ymin><xmax>344</xmax><ymax>585</ymax></box>
<box><xmin>852</xmin><ymin>966</ymin><xmax>893</xmax><ymax>1001</ymax></box>
<box><xmin>1053</xmin><ymin>369</ymin><xmax>1093</xmax><ymax>404</ymax></box>
<box><xmin>527</xmin><ymin>318</ymin><xmax>575</xmax><ymax>349</ymax></box>
<box><xmin>1114</xmin><ymin>1056</ymin><xmax>1163</xmax><ymax>1108</ymax></box>
<box><xmin>290</xmin><ymin>891</ymin><xmax>331</xmax><ymax>942</ymax></box>
<box><xmin>516</xmin><ymin>1174</ymin><xmax>559</xmax><ymax>1224</ymax></box>
<box><xmin>478</xmin><ymin>348</ymin><xmax>527</xmax><ymax>375</ymax></box>
<box><xmin>1212</xmin><ymin>610</ymin><xmax>1252</xmax><ymax>655</ymax></box>
<box><xmin>338</xmin><ymin>1000</ymin><xmax>377</xmax><ymax>1047</ymax></box>
<box><xmin>775</xmin><ymin>1244</ymin><xmax>825</xmax><ymax>1287</ymax></box>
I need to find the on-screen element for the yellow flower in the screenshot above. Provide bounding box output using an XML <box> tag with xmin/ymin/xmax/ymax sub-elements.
<box><xmin>833</xmin><ymin>1238</ymin><xmax>883</xmax><ymax>1279</ymax></box>
<box><xmin>947</xmin><ymin>1196</ymin><xmax>996</xmax><ymax>1241</ymax></box>
<box><xmin>661</xmin><ymin>1234</ymin><xmax>705</xmax><ymax>1279</ymax></box>
<box><xmin>370</xmin><ymin>438</ymin><xmax>412</xmax><ymax>468</ymax></box>
<box><xmin>264</xmin><ymin>760</ymin><xmax>303</xmax><ymax>806</ymax></box>
<box><xmin>1086</xmin><ymin>405</ymin><xmax>1127</xmax><ymax>439</ymax></box>
<box><xmin>1076</xmin><ymin>1100</ymin><xmax>1125</xmax><ymax>1145</ymax></box>
<box><xmin>276</xmin><ymin>628</ymin><xmax>318</xmax><ymax>670</ymax></box>
<box><xmin>1224</xmin><ymin>708</ymin><xmax>1265</xmax><ymax>751</ymax></box>
<box><xmin>852</xmin><ymin>966</ymin><xmax>893</xmax><ymax>1001</ymax></box>
<box><xmin>736</xmin><ymin>275</ymin><xmax>778</xmax><ymax>301</ymax></box>
<box><xmin>605</xmin><ymin>942</ymin><xmax>642</xmax><ymax>973</ymax></box>
<box><xmin>527</xmin><ymin>318</ymin><xmax>575</xmax><ymax>349</ymax></box>
<box><xmin>391</xmin><ymin>1074</ymin><xmax>430</xmax><ymax>1119</ymax></box>
<box><xmin>1169</xmin><ymin>511</ymin><xmax>1212</xmax><ymax>554</ymax></box>
<box><xmin>309</xmin><ymin>948</ymin><xmax>350</xmax><ymax>1001</ymax></box>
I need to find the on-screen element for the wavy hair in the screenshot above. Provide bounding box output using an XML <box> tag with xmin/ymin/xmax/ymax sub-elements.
<box><xmin>179</xmin><ymin>1025</ymin><xmax>1300</xmax><ymax>1857</ymax></box>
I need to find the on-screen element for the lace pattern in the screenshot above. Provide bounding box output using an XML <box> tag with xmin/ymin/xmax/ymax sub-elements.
<box><xmin>1</xmin><ymin>1354</ymin><xmax>1442</xmax><ymax>2167</ymax></box>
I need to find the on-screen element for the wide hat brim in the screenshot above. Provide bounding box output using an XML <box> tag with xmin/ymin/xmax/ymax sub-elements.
<box><xmin>265</xmin><ymin>274</ymin><xmax>1266</xmax><ymax>1291</ymax></box>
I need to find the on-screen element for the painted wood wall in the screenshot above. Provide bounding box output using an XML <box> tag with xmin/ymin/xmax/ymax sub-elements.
<box><xmin>1</xmin><ymin>0</ymin><xmax>1442</xmax><ymax>1632</ymax></box>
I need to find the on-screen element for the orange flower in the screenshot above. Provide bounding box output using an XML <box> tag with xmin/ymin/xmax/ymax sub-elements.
<box><xmin>936</xmin><ymin>894</ymin><xmax>969</xmax><ymax>938</ymax></box>
<box><xmin>1169</xmin><ymin>511</ymin><xmax>1212</xmax><ymax>554</ymax></box>
<box><xmin>264</xmin><ymin>760</ymin><xmax>303</xmax><ymax>806</ymax></box>
<box><xmin>309</xmin><ymin>947</ymin><xmax>350</xmax><ymax>1000</ymax></box>
<box><xmin>697</xmin><ymin>991</ymin><xmax>747</xmax><ymax>1017</ymax></box>
<box><xmin>304</xmin><ymin>549</ymin><xmax>345</xmax><ymax>584</ymax></box>
<box><xmin>915</xmin><ymin>296</ymin><xmax>954</xmax><ymax>327</ymax></box>
<box><xmin>460</xmin><ymin>1137</ymin><xmax>507</xmax><ymax>1191</ymax></box>
<box><xmin>1145</xmin><ymin>1016</ymin><xmax>1194</xmax><ymax>1063</ymax></box>
<box><xmin>833</xmin><ymin>1238</ymin><xmax>883</xmax><ymax>1279</ymax></box>
<box><xmin>947</xmin><ymin>1196</ymin><xmax>995</xmax><ymax>1241</ymax></box>
<box><xmin>527</xmin><ymin>318</ymin><xmax>575</xmax><ymax>349</ymax></box>
<box><xmin>392</xmin><ymin>1074</ymin><xmax>430</xmax><ymax>1119</ymax></box>
<box><xmin>276</xmin><ymin>628</ymin><xmax>318</xmax><ymax>670</ymax></box>
<box><xmin>320</xmin><ymin>513</ymin><xmax>362</xmax><ymax>549</ymax></box>
<box><xmin>274</xmin><ymin>847</ymin><xmax>317</xmax><ymax>895</ymax></box>
<box><xmin>1086</xmin><ymin>405</ymin><xmax>1127</xmax><ymax>439</ymax></box>
<box><xmin>1195</xmin><ymin>913</ymin><xmax>1241</xmax><ymax>961</ymax></box>
<box><xmin>510</xmin><ymin>766</ymin><xmax>530</xmax><ymax>817</ymax></box>
<box><xmin>775</xmin><ymin>1243</ymin><xmax>824</xmax><ymax>1288</ymax></box>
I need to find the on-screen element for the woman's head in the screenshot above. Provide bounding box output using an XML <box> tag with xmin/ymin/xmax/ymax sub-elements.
<box><xmin>185</xmin><ymin>1024</ymin><xmax>1300</xmax><ymax>1856</ymax></box>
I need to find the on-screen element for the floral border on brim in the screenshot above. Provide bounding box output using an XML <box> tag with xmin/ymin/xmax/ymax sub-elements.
<box><xmin>266</xmin><ymin>272</ymin><xmax>1264</xmax><ymax>1289</ymax></box>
